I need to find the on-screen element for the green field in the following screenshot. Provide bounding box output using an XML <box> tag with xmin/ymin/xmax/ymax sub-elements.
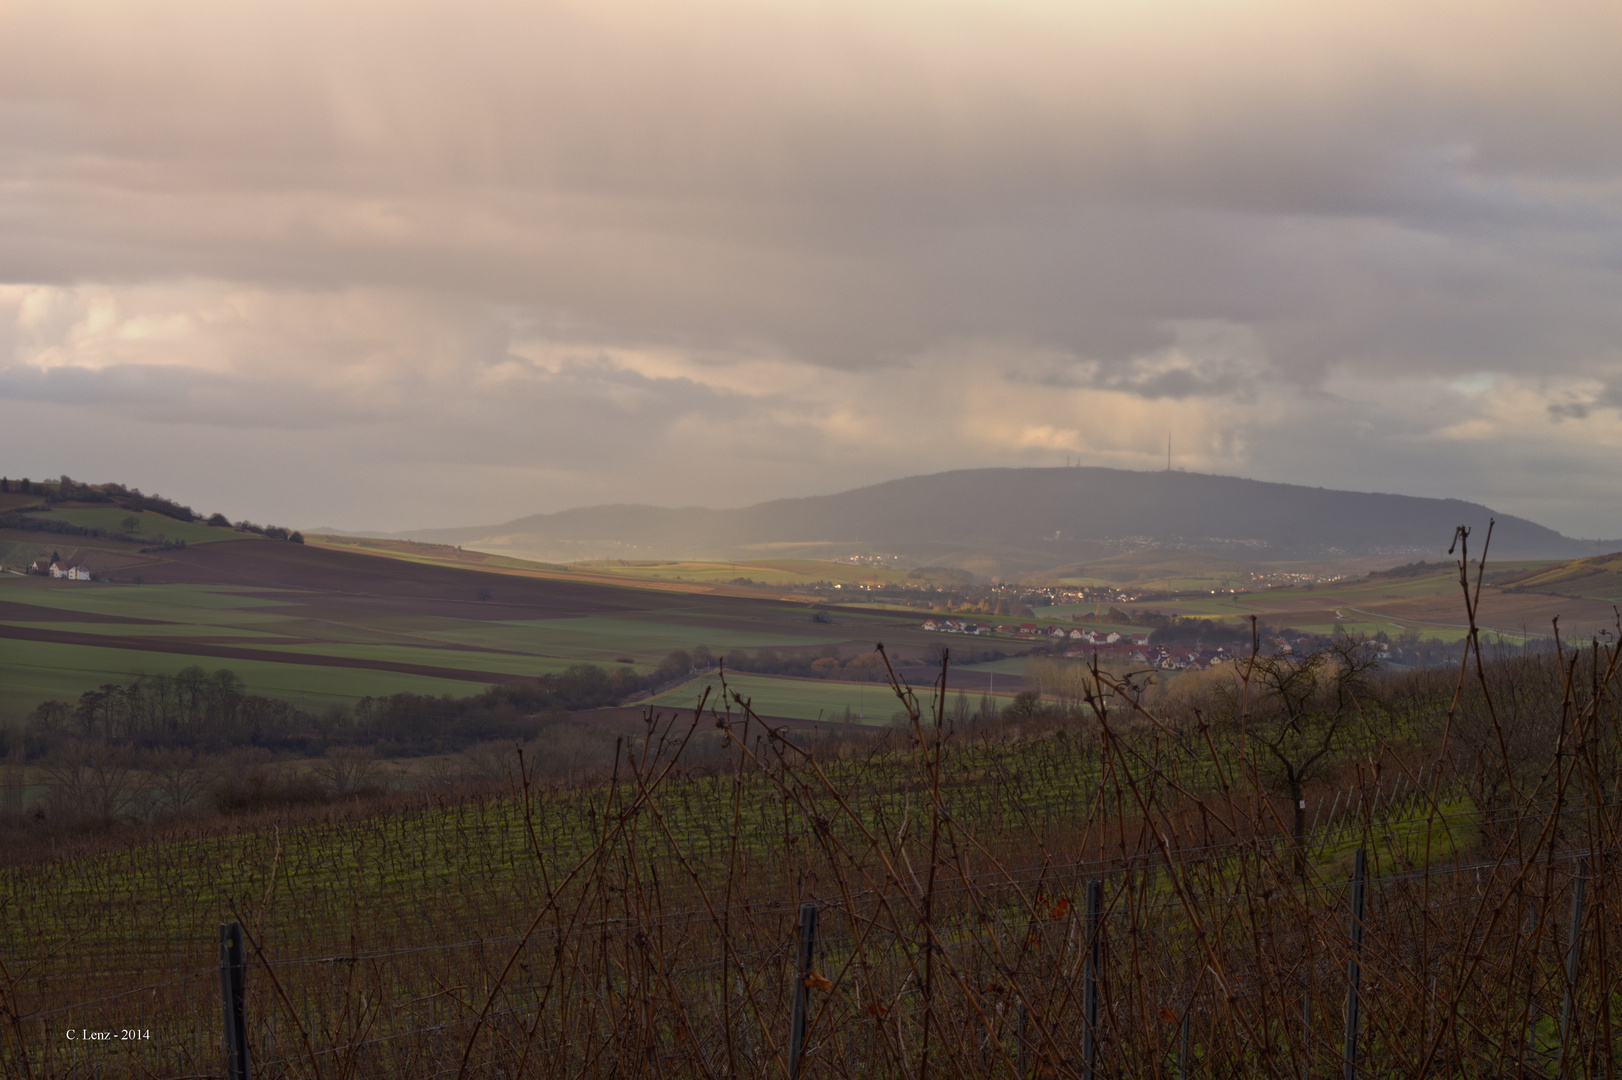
<box><xmin>5</xmin><ymin>580</ymin><xmax>296</xmax><ymax>616</ymax></box>
<box><xmin>0</xmin><ymin>637</ymin><xmax>485</xmax><ymax>715</ymax></box>
<box><xmin>1122</xmin><ymin>595</ymin><xmax>1264</xmax><ymax>616</ymax></box>
<box><xmin>954</xmin><ymin>657</ymin><xmax>1030</xmax><ymax>677</ymax></box>
<box><xmin>420</xmin><ymin>615</ymin><xmax>831</xmax><ymax>661</ymax></box>
<box><xmin>38</xmin><ymin>506</ymin><xmax>247</xmax><ymax>545</ymax></box>
<box><xmin>1491</xmin><ymin>552</ymin><xmax>1622</xmax><ymax>602</ymax></box>
<box><xmin>644</xmin><ymin>671</ymin><xmax>1024</xmax><ymax>725</ymax></box>
<box><xmin>308</xmin><ymin>539</ymin><xmax>973</xmax><ymax>590</ymax></box>
<box><xmin>0</xmin><ymin>620</ymin><xmax>296</xmax><ymax>640</ymax></box>
<box><xmin>565</xmin><ymin>558</ymin><xmax>973</xmax><ymax>588</ymax></box>
<box><xmin>0</xmin><ymin>550</ymin><xmax>958</xmax><ymax>722</ymax></box>
<box><xmin>244</xmin><ymin>641</ymin><xmax>588</xmax><ymax>678</ymax></box>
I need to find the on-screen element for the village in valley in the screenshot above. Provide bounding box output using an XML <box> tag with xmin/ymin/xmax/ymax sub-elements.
<box><xmin>920</xmin><ymin>615</ymin><xmax>1241</xmax><ymax>670</ymax></box>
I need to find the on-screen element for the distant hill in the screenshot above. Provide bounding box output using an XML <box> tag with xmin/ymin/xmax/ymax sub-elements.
<box><xmin>1492</xmin><ymin>552</ymin><xmax>1622</xmax><ymax>602</ymax></box>
<box><xmin>395</xmin><ymin>467</ymin><xmax>1611</xmax><ymax>577</ymax></box>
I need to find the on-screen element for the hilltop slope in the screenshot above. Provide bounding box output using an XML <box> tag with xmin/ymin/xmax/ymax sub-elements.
<box><xmin>1493</xmin><ymin>552</ymin><xmax>1622</xmax><ymax>602</ymax></box>
<box><xmin>397</xmin><ymin>467</ymin><xmax>1606</xmax><ymax>574</ymax></box>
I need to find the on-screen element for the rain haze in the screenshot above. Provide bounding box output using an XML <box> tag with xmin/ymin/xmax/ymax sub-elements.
<box><xmin>2</xmin><ymin>0</ymin><xmax>1621</xmax><ymax>536</ymax></box>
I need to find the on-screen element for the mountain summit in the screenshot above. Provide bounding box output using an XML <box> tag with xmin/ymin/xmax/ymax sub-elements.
<box><xmin>396</xmin><ymin>467</ymin><xmax>1602</xmax><ymax>575</ymax></box>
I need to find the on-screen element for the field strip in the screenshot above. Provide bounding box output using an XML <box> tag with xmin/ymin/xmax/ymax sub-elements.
<box><xmin>0</xmin><ymin>623</ymin><xmax>524</xmax><ymax>684</ymax></box>
<box><xmin>0</xmin><ymin>597</ymin><xmax>166</xmax><ymax>624</ymax></box>
<box><xmin>306</xmin><ymin>616</ymin><xmax>557</xmax><ymax>658</ymax></box>
<box><xmin>308</xmin><ymin>540</ymin><xmax>729</xmax><ymax>595</ymax></box>
<box><xmin>640</xmin><ymin>670</ymin><xmax>1030</xmax><ymax>724</ymax></box>
<box><xmin>1341</xmin><ymin>605</ymin><xmax>1540</xmax><ymax>640</ymax></box>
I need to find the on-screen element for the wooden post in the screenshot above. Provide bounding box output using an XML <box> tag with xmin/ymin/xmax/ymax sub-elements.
<box><xmin>1083</xmin><ymin>879</ymin><xmax>1103</xmax><ymax>1079</ymax></box>
<box><xmin>1342</xmin><ymin>849</ymin><xmax>1366</xmax><ymax>1080</ymax></box>
<box><xmin>219</xmin><ymin>922</ymin><xmax>251</xmax><ymax>1080</ymax></box>
<box><xmin>1559</xmin><ymin>856</ymin><xmax>1588</xmax><ymax>1079</ymax></box>
<box><xmin>788</xmin><ymin>903</ymin><xmax>817</xmax><ymax>1078</ymax></box>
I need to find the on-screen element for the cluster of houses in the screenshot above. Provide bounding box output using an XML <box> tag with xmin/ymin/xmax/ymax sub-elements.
<box><xmin>1072</xmin><ymin>644</ymin><xmax>1235</xmax><ymax>671</ymax></box>
<box><xmin>921</xmin><ymin>617</ymin><xmax>1236</xmax><ymax>671</ymax></box>
<box><xmin>919</xmin><ymin>617</ymin><xmax>991</xmax><ymax>635</ymax></box>
<box><xmin>29</xmin><ymin>559</ymin><xmax>93</xmax><ymax>581</ymax></box>
<box><xmin>922</xmin><ymin>618</ymin><xmax>1153</xmax><ymax>647</ymax></box>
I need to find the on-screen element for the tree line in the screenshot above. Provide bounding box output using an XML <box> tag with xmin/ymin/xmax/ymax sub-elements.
<box><xmin>7</xmin><ymin>650</ymin><xmax>717</xmax><ymax>762</ymax></box>
<box><xmin>4</xmin><ymin>475</ymin><xmax>201</xmax><ymax>521</ymax></box>
<box><xmin>1</xmin><ymin>474</ymin><xmax>305</xmax><ymax>544</ymax></box>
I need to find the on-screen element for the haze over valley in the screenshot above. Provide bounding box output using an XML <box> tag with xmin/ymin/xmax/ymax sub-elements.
<box><xmin>391</xmin><ymin>466</ymin><xmax>1614</xmax><ymax>577</ymax></box>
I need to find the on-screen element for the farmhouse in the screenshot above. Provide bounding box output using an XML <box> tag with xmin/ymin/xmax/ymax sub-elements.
<box><xmin>919</xmin><ymin>617</ymin><xmax>987</xmax><ymax>635</ymax></box>
<box><xmin>38</xmin><ymin>560</ymin><xmax>93</xmax><ymax>581</ymax></box>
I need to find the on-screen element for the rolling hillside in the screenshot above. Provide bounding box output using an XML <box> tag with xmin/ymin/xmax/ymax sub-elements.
<box><xmin>0</xmin><ymin>514</ymin><xmax>956</xmax><ymax>723</ymax></box>
<box><xmin>396</xmin><ymin>467</ymin><xmax>1609</xmax><ymax>575</ymax></box>
<box><xmin>1494</xmin><ymin>552</ymin><xmax>1622</xmax><ymax>602</ymax></box>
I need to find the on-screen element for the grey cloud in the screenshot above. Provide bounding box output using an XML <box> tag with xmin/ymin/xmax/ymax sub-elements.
<box><xmin>1010</xmin><ymin>353</ymin><xmax>1258</xmax><ymax>402</ymax></box>
<box><xmin>2</xmin><ymin>1</ymin><xmax>1622</xmax><ymax>534</ymax></box>
<box><xmin>0</xmin><ymin>361</ymin><xmax>211</xmax><ymax>407</ymax></box>
<box><xmin>1547</xmin><ymin>377</ymin><xmax>1622</xmax><ymax>423</ymax></box>
<box><xmin>0</xmin><ymin>360</ymin><xmax>382</xmax><ymax>429</ymax></box>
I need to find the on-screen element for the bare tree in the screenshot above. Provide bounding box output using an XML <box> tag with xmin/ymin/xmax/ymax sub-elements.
<box><xmin>144</xmin><ymin>747</ymin><xmax>213</xmax><ymax>810</ymax></box>
<box><xmin>1224</xmin><ymin>638</ymin><xmax>1380</xmax><ymax>871</ymax></box>
<box><xmin>318</xmin><ymin>746</ymin><xmax>383</xmax><ymax>794</ymax></box>
<box><xmin>462</xmin><ymin>741</ymin><xmax>521</xmax><ymax>783</ymax></box>
<box><xmin>419</xmin><ymin>755</ymin><xmax>464</xmax><ymax>789</ymax></box>
<box><xmin>40</xmin><ymin>742</ymin><xmax>147</xmax><ymax>820</ymax></box>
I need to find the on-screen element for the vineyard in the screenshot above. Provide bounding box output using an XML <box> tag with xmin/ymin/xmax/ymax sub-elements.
<box><xmin>4</xmin><ymin>538</ymin><xmax>1622</xmax><ymax>1078</ymax></box>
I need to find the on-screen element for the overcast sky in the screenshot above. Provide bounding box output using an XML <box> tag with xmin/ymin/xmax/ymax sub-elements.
<box><xmin>3</xmin><ymin>1</ymin><xmax>1621</xmax><ymax>535</ymax></box>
